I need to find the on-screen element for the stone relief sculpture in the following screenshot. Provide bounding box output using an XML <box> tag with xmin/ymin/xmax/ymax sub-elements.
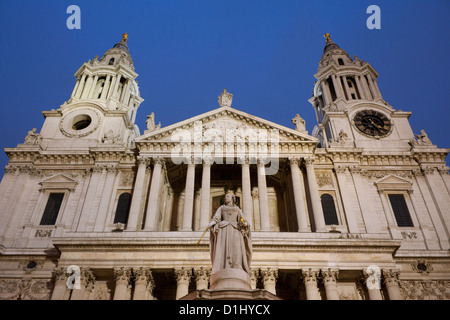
<box><xmin>218</xmin><ymin>89</ymin><xmax>233</xmax><ymax>108</ymax></box>
<box><xmin>415</xmin><ymin>129</ymin><xmax>432</xmax><ymax>145</ymax></box>
<box><xmin>102</xmin><ymin>129</ymin><xmax>121</xmax><ymax>144</ymax></box>
<box><xmin>207</xmin><ymin>191</ymin><xmax>251</xmax><ymax>275</ymax></box>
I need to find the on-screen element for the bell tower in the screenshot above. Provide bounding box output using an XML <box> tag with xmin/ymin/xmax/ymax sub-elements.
<box><xmin>39</xmin><ymin>33</ymin><xmax>144</xmax><ymax>149</ymax></box>
<box><xmin>309</xmin><ymin>33</ymin><xmax>415</xmax><ymax>151</ymax></box>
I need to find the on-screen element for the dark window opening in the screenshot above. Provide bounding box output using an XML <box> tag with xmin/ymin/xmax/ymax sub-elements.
<box><xmin>108</xmin><ymin>58</ymin><xmax>115</xmax><ymax>65</ymax></box>
<box><xmin>321</xmin><ymin>194</ymin><xmax>339</xmax><ymax>225</ymax></box>
<box><xmin>326</xmin><ymin>77</ymin><xmax>337</xmax><ymax>101</ymax></box>
<box><xmin>351</xmin><ymin>93</ymin><xmax>356</xmax><ymax>100</ymax></box>
<box><xmin>40</xmin><ymin>193</ymin><xmax>64</xmax><ymax>225</ymax></box>
<box><xmin>72</xmin><ymin>115</ymin><xmax>92</xmax><ymax>130</ymax></box>
<box><xmin>388</xmin><ymin>194</ymin><xmax>414</xmax><ymax>227</ymax></box>
<box><xmin>338</xmin><ymin>58</ymin><xmax>344</xmax><ymax>65</ymax></box>
<box><xmin>114</xmin><ymin>193</ymin><xmax>132</xmax><ymax>224</ymax></box>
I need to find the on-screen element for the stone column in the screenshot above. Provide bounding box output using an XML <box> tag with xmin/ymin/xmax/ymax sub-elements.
<box><xmin>382</xmin><ymin>269</ymin><xmax>403</xmax><ymax>300</ymax></box>
<box><xmin>113</xmin><ymin>267</ymin><xmax>131</xmax><ymax>300</ymax></box>
<box><xmin>144</xmin><ymin>157</ymin><xmax>164</xmax><ymax>231</ymax></box>
<box><xmin>81</xmin><ymin>75</ymin><xmax>93</xmax><ymax>99</ymax></box>
<box><xmin>88</xmin><ymin>75</ymin><xmax>99</xmax><ymax>99</ymax></box>
<box><xmin>94</xmin><ymin>165</ymin><xmax>118</xmax><ymax>231</ymax></box>
<box><xmin>100</xmin><ymin>74</ymin><xmax>111</xmax><ymax>99</ymax></box>
<box><xmin>366</xmin><ymin>73</ymin><xmax>380</xmax><ymax>99</ymax></box>
<box><xmin>71</xmin><ymin>78</ymin><xmax>80</xmax><ymax>98</ymax></box>
<box><xmin>304</xmin><ymin>158</ymin><xmax>326</xmax><ymax>232</ymax></box>
<box><xmin>261</xmin><ymin>268</ymin><xmax>278</xmax><ymax>295</ymax></box>
<box><xmin>75</xmin><ymin>73</ymin><xmax>87</xmax><ymax>98</ymax></box>
<box><xmin>342</xmin><ymin>76</ymin><xmax>351</xmax><ymax>100</ymax></box>
<box><xmin>199</xmin><ymin>158</ymin><xmax>212</xmax><ymax>230</ymax></box>
<box><xmin>321</xmin><ymin>268</ymin><xmax>340</xmax><ymax>300</ymax></box>
<box><xmin>70</xmin><ymin>268</ymin><xmax>95</xmax><ymax>300</ymax></box>
<box><xmin>355</xmin><ymin>76</ymin><xmax>366</xmax><ymax>100</ymax></box>
<box><xmin>78</xmin><ymin>165</ymin><xmax>104</xmax><ymax>231</ymax></box>
<box><xmin>332</xmin><ymin>74</ymin><xmax>345</xmax><ymax>100</ymax></box>
<box><xmin>182</xmin><ymin>158</ymin><xmax>196</xmax><ymax>231</ymax></box>
<box><xmin>257</xmin><ymin>158</ymin><xmax>270</xmax><ymax>231</ymax></box>
<box><xmin>175</xmin><ymin>267</ymin><xmax>192</xmax><ymax>300</ymax></box>
<box><xmin>362</xmin><ymin>268</ymin><xmax>383</xmax><ymax>300</ymax></box>
<box><xmin>302</xmin><ymin>268</ymin><xmax>321</xmax><ymax>300</ymax></box>
<box><xmin>127</xmin><ymin>157</ymin><xmax>151</xmax><ymax>231</ymax></box>
<box><xmin>321</xmin><ymin>80</ymin><xmax>332</xmax><ymax>105</ymax></box>
<box><xmin>241</xmin><ymin>157</ymin><xmax>253</xmax><ymax>226</ymax></box>
<box><xmin>252</xmin><ymin>188</ymin><xmax>260</xmax><ymax>231</ymax></box>
<box><xmin>289</xmin><ymin>157</ymin><xmax>310</xmax><ymax>232</ymax></box>
<box><xmin>335</xmin><ymin>166</ymin><xmax>364</xmax><ymax>233</ymax></box>
<box><xmin>250</xmin><ymin>269</ymin><xmax>259</xmax><ymax>290</ymax></box>
<box><xmin>51</xmin><ymin>267</ymin><xmax>69</xmax><ymax>300</ymax></box>
<box><xmin>132</xmin><ymin>267</ymin><xmax>154</xmax><ymax>300</ymax></box>
<box><xmin>194</xmin><ymin>267</ymin><xmax>211</xmax><ymax>291</ymax></box>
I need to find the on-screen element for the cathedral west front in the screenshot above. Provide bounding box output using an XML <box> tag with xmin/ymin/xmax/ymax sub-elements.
<box><xmin>0</xmin><ymin>33</ymin><xmax>449</xmax><ymax>300</ymax></box>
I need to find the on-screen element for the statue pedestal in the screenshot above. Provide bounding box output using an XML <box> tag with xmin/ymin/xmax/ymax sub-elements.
<box><xmin>210</xmin><ymin>269</ymin><xmax>252</xmax><ymax>291</ymax></box>
<box><xmin>180</xmin><ymin>268</ymin><xmax>281</xmax><ymax>300</ymax></box>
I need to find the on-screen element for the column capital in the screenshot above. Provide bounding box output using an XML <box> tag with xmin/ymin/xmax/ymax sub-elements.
<box><xmin>288</xmin><ymin>156</ymin><xmax>301</xmax><ymax>167</ymax></box>
<box><xmin>202</xmin><ymin>156</ymin><xmax>214</xmax><ymax>166</ymax></box>
<box><xmin>52</xmin><ymin>267</ymin><xmax>69</xmax><ymax>283</ymax></box>
<box><xmin>113</xmin><ymin>267</ymin><xmax>132</xmax><ymax>285</ymax></box>
<box><xmin>174</xmin><ymin>267</ymin><xmax>192</xmax><ymax>285</ymax></box>
<box><xmin>152</xmin><ymin>156</ymin><xmax>166</xmax><ymax>166</ymax></box>
<box><xmin>302</xmin><ymin>268</ymin><xmax>320</xmax><ymax>284</ymax></box>
<box><xmin>137</xmin><ymin>156</ymin><xmax>151</xmax><ymax>166</ymax></box>
<box><xmin>382</xmin><ymin>269</ymin><xmax>400</xmax><ymax>287</ymax></box>
<box><xmin>132</xmin><ymin>267</ymin><xmax>153</xmax><ymax>284</ymax></box>
<box><xmin>239</xmin><ymin>156</ymin><xmax>250</xmax><ymax>166</ymax></box>
<box><xmin>334</xmin><ymin>165</ymin><xmax>347</xmax><ymax>174</ymax></box>
<box><xmin>321</xmin><ymin>268</ymin><xmax>339</xmax><ymax>285</ymax></box>
<box><xmin>193</xmin><ymin>267</ymin><xmax>211</xmax><ymax>282</ymax></box>
<box><xmin>80</xmin><ymin>267</ymin><xmax>96</xmax><ymax>289</ymax></box>
<box><xmin>261</xmin><ymin>267</ymin><xmax>278</xmax><ymax>284</ymax></box>
<box><xmin>304</xmin><ymin>157</ymin><xmax>315</xmax><ymax>167</ymax></box>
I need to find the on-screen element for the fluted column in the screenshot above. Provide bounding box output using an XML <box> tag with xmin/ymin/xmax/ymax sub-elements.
<box><xmin>132</xmin><ymin>267</ymin><xmax>154</xmax><ymax>300</ymax></box>
<box><xmin>194</xmin><ymin>267</ymin><xmax>211</xmax><ymax>291</ymax></box>
<box><xmin>144</xmin><ymin>157</ymin><xmax>164</xmax><ymax>231</ymax></box>
<box><xmin>51</xmin><ymin>267</ymin><xmax>69</xmax><ymax>300</ymax></box>
<box><xmin>175</xmin><ymin>267</ymin><xmax>192</xmax><ymax>300</ymax></box>
<box><xmin>302</xmin><ymin>268</ymin><xmax>321</xmax><ymax>300</ymax></box>
<box><xmin>199</xmin><ymin>158</ymin><xmax>212</xmax><ymax>230</ymax></box>
<box><xmin>127</xmin><ymin>157</ymin><xmax>151</xmax><ymax>231</ymax></box>
<box><xmin>304</xmin><ymin>158</ymin><xmax>326</xmax><ymax>232</ymax></box>
<box><xmin>100</xmin><ymin>74</ymin><xmax>111</xmax><ymax>99</ymax></box>
<box><xmin>70</xmin><ymin>267</ymin><xmax>95</xmax><ymax>300</ymax></box>
<box><xmin>383</xmin><ymin>269</ymin><xmax>403</xmax><ymax>300</ymax></box>
<box><xmin>362</xmin><ymin>268</ymin><xmax>383</xmax><ymax>300</ymax></box>
<box><xmin>261</xmin><ymin>268</ymin><xmax>278</xmax><ymax>295</ymax></box>
<box><xmin>113</xmin><ymin>267</ymin><xmax>131</xmax><ymax>300</ymax></box>
<box><xmin>257</xmin><ymin>158</ymin><xmax>270</xmax><ymax>231</ymax></box>
<box><xmin>289</xmin><ymin>157</ymin><xmax>310</xmax><ymax>232</ymax></box>
<box><xmin>321</xmin><ymin>268</ymin><xmax>340</xmax><ymax>300</ymax></box>
<box><xmin>181</xmin><ymin>158</ymin><xmax>196</xmax><ymax>231</ymax></box>
<box><xmin>241</xmin><ymin>157</ymin><xmax>253</xmax><ymax>227</ymax></box>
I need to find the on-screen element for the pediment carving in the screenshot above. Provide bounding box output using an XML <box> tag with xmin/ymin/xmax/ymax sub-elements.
<box><xmin>374</xmin><ymin>174</ymin><xmax>413</xmax><ymax>191</ymax></box>
<box><xmin>39</xmin><ymin>174</ymin><xmax>78</xmax><ymax>191</ymax></box>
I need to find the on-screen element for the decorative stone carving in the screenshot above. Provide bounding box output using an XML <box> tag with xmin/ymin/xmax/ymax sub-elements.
<box><xmin>218</xmin><ymin>89</ymin><xmax>233</xmax><ymax>108</ymax></box>
<box><xmin>113</xmin><ymin>267</ymin><xmax>132</xmax><ymax>285</ymax></box>
<box><xmin>174</xmin><ymin>267</ymin><xmax>192</xmax><ymax>284</ymax></box>
<box><xmin>399</xmin><ymin>280</ymin><xmax>450</xmax><ymax>300</ymax></box>
<box><xmin>411</xmin><ymin>259</ymin><xmax>433</xmax><ymax>275</ymax></box>
<box><xmin>24</xmin><ymin>128</ymin><xmax>42</xmax><ymax>144</ymax></box>
<box><xmin>291</xmin><ymin>114</ymin><xmax>306</xmax><ymax>132</ymax></box>
<box><xmin>316</xmin><ymin>172</ymin><xmax>333</xmax><ymax>187</ymax></box>
<box><xmin>34</xmin><ymin>230</ymin><xmax>52</xmax><ymax>238</ymax></box>
<box><xmin>102</xmin><ymin>129</ymin><xmax>121</xmax><ymax>144</ymax></box>
<box><xmin>146</xmin><ymin>112</ymin><xmax>161</xmax><ymax>131</ymax></box>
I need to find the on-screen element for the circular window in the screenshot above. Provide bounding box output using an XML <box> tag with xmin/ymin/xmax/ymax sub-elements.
<box><xmin>60</xmin><ymin>107</ymin><xmax>102</xmax><ymax>138</ymax></box>
<box><xmin>417</xmin><ymin>262</ymin><xmax>428</xmax><ymax>272</ymax></box>
<box><xmin>72</xmin><ymin>115</ymin><xmax>92</xmax><ymax>130</ymax></box>
<box><xmin>26</xmin><ymin>261</ymin><xmax>37</xmax><ymax>269</ymax></box>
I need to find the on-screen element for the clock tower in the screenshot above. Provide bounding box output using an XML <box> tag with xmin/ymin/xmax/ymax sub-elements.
<box><xmin>309</xmin><ymin>33</ymin><xmax>415</xmax><ymax>151</ymax></box>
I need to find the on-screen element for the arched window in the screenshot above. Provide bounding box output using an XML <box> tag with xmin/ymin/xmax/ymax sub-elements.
<box><xmin>113</xmin><ymin>193</ymin><xmax>132</xmax><ymax>224</ymax></box>
<box><xmin>108</xmin><ymin>58</ymin><xmax>115</xmax><ymax>65</ymax></box>
<box><xmin>321</xmin><ymin>194</ymin><xmax>339</xmax><ymax>225</ymax></box>
<box><xmin>338</xmin><ymin>58</ymin><xmax>344</xmax><ymax>65</ymax></box>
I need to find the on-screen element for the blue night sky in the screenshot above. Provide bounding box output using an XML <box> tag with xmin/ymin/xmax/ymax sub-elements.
<box><xmin>0</xmin><ymin>0</ymin><xmax>449</xmax><ymax>171</ymax></box>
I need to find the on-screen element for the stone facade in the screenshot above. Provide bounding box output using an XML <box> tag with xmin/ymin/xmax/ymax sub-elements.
<box><xmin>0</xmin><ymin>34</ymin><xmax>449</xmax><ymax>300</ymax></box>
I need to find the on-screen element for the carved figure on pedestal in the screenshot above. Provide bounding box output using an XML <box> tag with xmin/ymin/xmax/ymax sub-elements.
<box><xmin>207</xmin><ymin>191</ymin><xmax>252</xmax><ymax>274</ymax></box>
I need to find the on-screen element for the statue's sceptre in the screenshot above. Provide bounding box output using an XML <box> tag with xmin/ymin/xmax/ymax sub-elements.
<box><xmin>196</xmin><ymin>226</ymin><xmax>209</xmax><ymax>245</ymax></box>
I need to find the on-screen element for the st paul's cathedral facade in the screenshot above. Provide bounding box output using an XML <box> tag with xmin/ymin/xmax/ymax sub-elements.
<box><xmin>0</xmin><ymin>33</ymin><xmax>448</xmax><ymax>300</ymax></box>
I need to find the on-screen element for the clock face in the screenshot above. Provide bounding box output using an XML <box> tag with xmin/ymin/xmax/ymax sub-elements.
<box><xmin>353</xmin><ymin>110</ymin><xmax>391</xmax><ymax>137</ymax></box>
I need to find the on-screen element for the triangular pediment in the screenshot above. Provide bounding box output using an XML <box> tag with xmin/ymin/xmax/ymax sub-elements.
<box><xmin>374</xmin><ymin>174</ymin><xmax>413</xmax><ymax>191</ymax></box>
<box><xmin>39</xmin><ymin>174</ymin><xmax>78</xmax><ymax>190</ymax></box>
<box><xmin>136</xmin><ymin>106</ymin><xmax>317</xmax><ymax>144</ymax></box>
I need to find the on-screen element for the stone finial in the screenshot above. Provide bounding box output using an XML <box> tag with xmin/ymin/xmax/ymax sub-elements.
<box><xmin>218</xmin><ymin>89</ymin><xmax>233</xmax><ymax>108</ymax></box>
